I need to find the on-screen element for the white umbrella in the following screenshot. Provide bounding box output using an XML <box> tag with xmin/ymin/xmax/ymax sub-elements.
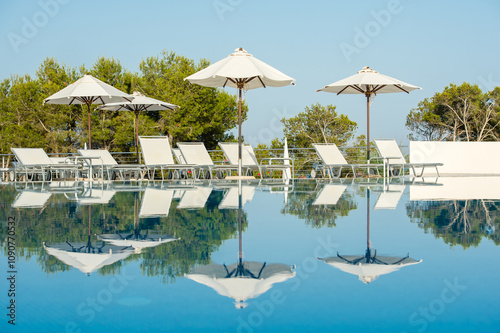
<box><xmin>98</xmin><ymin>91</ymin><xmax>179</xmax><ymax>160</ymax></box>
<box><xmin>185</xmin><ymin>48</ymin><xmax>295</xmax><ymax>176</ymax></box>
<box><xmin>186</xmin><ymin>261</ymin><xmax>295</xmax><ymax>309</ymax></box>
<box><xmin>317</xmin><ymin>253</ymin><xmax>421</xmax><ymax>284</ymax></box>
<box><xmin>43</xmin><ymin>74</ymin><xmax>132</xmax><ymax>148</ymax></box>
<box><xmin>317</xmin><ymin>66</ymin><xmax>421</xmax><ymax>160</ymax></box>
<box><xmin>43</xmin><ymin>240</ymin><xmax>134</xmax><ymax>275</ymax></box>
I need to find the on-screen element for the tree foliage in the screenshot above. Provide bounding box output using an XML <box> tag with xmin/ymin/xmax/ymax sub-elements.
<box><xmin>406</xmin><ymin>199</ymin><xmax>500</xmax><ymax>248</ymax></box>
<box><xmin>282</xmin><ymin>103</ymin><xmax>357</xmax><ymax>148</ymax></box>
<box><xmin>0</xmin><ymin>51</ymin><xmax>245</xmax><ymax>154</ymax></box>
<box><xmin>406</xmin><ymin>83</ymin><xmax>500</xmax><ymax>141</ymax></box>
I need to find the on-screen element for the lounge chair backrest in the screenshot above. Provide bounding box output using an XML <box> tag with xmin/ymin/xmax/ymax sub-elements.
<box><xmin>374</xmin><ymin>139</ymin><xmax>406</xmax><ymax>164</ymax></box>
<box><xmin>172</xmin><ymin>148</ymin><xmax>186</xmax><ymax>164</ymax></box>
<box><xmin>312</xmin><ymin>184</ymin><xmax>347</xmax><ymax>206</ymax></box>
<box><xmin>177</xmin><ymin>142</ymin><xmax>214</xmax><ymax>166</ymax></box>
<box><xmin>11</xmin><ymin>148</ymin><xmax>53</xmax><ymax>166</ymax></box>
<box><xmin>312</xmin><ymin>143</ymin><xmax>348</xmax><ymax>165</ymax></box>
<box><xmin>78</xmin><ymin>149</ymin><xmax>118</xmax><ymax>166</ymax></box>
<box><xmin>139</xmin><ymin>188</ymin><xmax>174</xmax><ymax>217</ymax></box>
<box><xmin>218</xmin><ymin>142</ymin><xmax>257</xmax><ymax>166</ymax></box>
<box><xmin>139</xmin><ymin>136</ymin><xmax>175</xmax><ymax>166</ymax></box>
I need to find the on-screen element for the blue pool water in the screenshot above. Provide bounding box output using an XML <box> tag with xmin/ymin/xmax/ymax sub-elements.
<box><xmin>1</xmin><ymin>178</ymin><xmax>499</xmax><ymax>332</ymax></box>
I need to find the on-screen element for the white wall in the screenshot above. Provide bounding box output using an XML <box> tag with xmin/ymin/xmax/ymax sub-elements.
<box><xmin>410</xmin><ymin>141</ymin><xmax>500</xmax><ymax>176</ymax></box>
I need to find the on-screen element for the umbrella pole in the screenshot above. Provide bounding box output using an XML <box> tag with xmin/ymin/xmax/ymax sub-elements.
<box><xmin>135</xmin><ymin>111</ymin><xmax>140</xmax><ymax>164</ymax></box>
<box><xmin>367</xmin><ymin>188</ymin><xmax>370</xmax><ymax>251</ymax></box>
<box><xmin>238</xmin><ymin>181</ymin><xmax>243</xmax><ymax>261</ymax></box>
<box><xmin>366</xmin><ymin>95</ymin><xmax>370</xmax><ymax>162</ymax></box>
<box><xmin>238</xmin><ymin>88</ymin><xmax>242</xmax><ymax>177</ymax></box>
<box><xmin>87</xmin><ymin>102</ymin><xmax>92</xmax><ymax>149</ymax></box>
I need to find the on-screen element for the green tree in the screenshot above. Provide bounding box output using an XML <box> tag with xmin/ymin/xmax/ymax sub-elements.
<box><xmin>406</xmin><ymin>199</ymin><xmax>500</xmax><ymax>248</ymax></box>
<box><xmin>406</xmin><ymin>83</ymin><xmax>500</xmax><ymax>141</ymax></box>
<box><xmin>282</xmin><ymin>103</ymin><xmax>357</xmax><ymax>148</ymax></box>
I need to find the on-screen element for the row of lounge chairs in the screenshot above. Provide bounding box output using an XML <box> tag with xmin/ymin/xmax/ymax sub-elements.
<box><xmin>10</xmin><ymin>137</ymin><xmax>293</xmax><ymax>182</ymax></box>
<box><xmin>10</xmin><ymin>138</ymin><xmax>442</xmax><ymax>182</ymax></box>
<box><xmin>312</xmin><ymin>139</ymin><xmax>442</xmax><ymax>178</ymax></box>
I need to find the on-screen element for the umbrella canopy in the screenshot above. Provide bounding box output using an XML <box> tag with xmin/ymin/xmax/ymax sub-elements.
<box><xmin>186</xmin><ymin>261</ymin><xmax>295</xmax><ymax>308</ymax></box>
<box><xmin>318</xmin><ymin>251</ymin><xmax>422</xmax><ymax>284</ymax></box>
<box><xmin>98</xmin><ymin>233</ymin><xmax>179</xmax><ymax>253</ymax></box>
<box><xmin>98</xmin><ymin>91</ymin><xmax>179</xmax><ymax>160</ymax></box>
<box><xmin>43</xmin><ymin>240</ymin><xmax>134</xmax><ymax>275</ymax></box>
<box><xmin>185</xmin><ymin>48</ymin><xmax>295</xmax><ymax>176</ymax></box>
<box><xmin>43</xmin><ymin>74</ymin><xmax>132</xmax><ymax>148</ymax></box>
<box><xmin>317</xmin><ymin>66</ymin><xmax>421</xmax><ymax>160</ymax></box>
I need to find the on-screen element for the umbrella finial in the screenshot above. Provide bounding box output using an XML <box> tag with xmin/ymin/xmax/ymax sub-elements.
<box><xmin>358</xmin><ymin>66</ymin><xmax>378</xmax><ymax>74</ymax></box>
<box><xmin>232</xmin><ymin>48</ymin><xmax>251</xmax><ymax>56</ymax></box>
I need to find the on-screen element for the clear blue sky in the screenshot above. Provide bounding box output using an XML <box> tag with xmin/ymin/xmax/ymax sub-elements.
<box><xmin>1</xmin><ymin>0</ymin><xmax>499</xmax><ymax>146</ymax></box>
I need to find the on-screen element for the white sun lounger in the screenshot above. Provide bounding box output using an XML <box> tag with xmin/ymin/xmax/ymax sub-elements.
<box><xmin>374</xmin><ymin>185</ymin><xmax>405</xmax><ymax>209</ymax></box>
<box><xmin>177</xmin><ymin>142</ymin><xmax>237</xmax><ymax>179</ymax></box>
<box><xmin>218</xmin><ymin>185</ymin><xmax>256</xmax><ymax>209</ymax></box>
<box><xmin>11</xmin><ymin>190</ymin><xmax>52</xmax><ymax>208</ymax></box>
<box><xmin>177</xmin><ymin>186</ymin><xmax>213</xmax><ymax>209</ymax></box>
<box><xmin>373</xmin><ymin>139</ymin><xmax>443</xmax><ymax>177</ymax></box>
<box><xmin>78</xmin><ymin>149</ymin><xmax>143</xmax><ymax>180</ymax></box>
<box><xmin>139</xmin><ymin>136</ymin><xmax>196</xmax><ymax>180</ymax></box>
<box><xmin>139</xmin><ymin>187</ymin><xmax>175</xmax><ymax>218</ymax></box>
<box><xmin>218</xmin><ymin>142</ymin><xmax>293</xmax><ymax>178</ymax></box>
<box><xmin>312</xmin><ymin>143</ymin><xmax>376</xmax><ymax>178</ymax></box>
<box><xmin>312</xmin><ymin>184</ymin><xmax>347</xmax><ymax>205</ymax></box>
<box><xmin>11</xmin><ymin>148</ymin><xmax>80</xmax><ymax>182</ymax></box>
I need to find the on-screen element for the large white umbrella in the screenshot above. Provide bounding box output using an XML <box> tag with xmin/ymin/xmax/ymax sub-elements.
<box><xmin>317</xmin><ymin>253</ymin><xmax>421</xmax><ymax>284</ymax></box>
<box><xmin>317</xmin><ymin>66</ymin><xmax>421</xmax><ymax>160</ymax></box>
<box><xmin>43</xmin><ymin>239</ymin><xmax>134</xmax><ymax>275</ymax></box>
<box><xmin>43</xmin><ymin>74</ymin><xmax>132</xmax><ymax>148</ymax></box>
<box><xmin>98</xmin><ymin>91</ymin><xmax>179</xmax><ymax>160</ymax></box>
<box><xmin>185</xmin><ymin>48</ymin><xmax>295</xmax><ymax>176</ymax></box>
<box><xmin>186</xmin><ymin>261</ymin><xmax>295</xmax><ymax>308</ymax></box>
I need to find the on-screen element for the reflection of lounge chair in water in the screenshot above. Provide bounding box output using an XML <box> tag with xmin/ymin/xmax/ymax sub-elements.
<box><xmin>177</xmin><ymin>186</ymin><xmax>213</xmax><ymax>209</ymax></box>
<box><xmin>218</xmin><ymin>185</ymin><xmax>256</xmax><ymax>209</ymax></box>
<box><xmin>374</xmin><ymin>185</ymin><xmax>405</xmax><ymax>209</ymax></box>
<box><xmin>312</xmin><ymin>184</ymin><xmax>347</xmax><ymax>206</ymax></box>
<box><xmin>11</xmin><ymin>190</ymin><xmax>52</xmax><ymax>209</ymax></box>
<box><xmin>139</xmin><ymin>187</ymin><xmax>174</xmax><ymax>218</ymax></box>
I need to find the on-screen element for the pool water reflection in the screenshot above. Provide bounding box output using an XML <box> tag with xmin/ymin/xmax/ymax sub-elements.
<box><xmin>1</xmin><ymin>178</ymin><xmax>499</xmax><ymax>332</ymax></box>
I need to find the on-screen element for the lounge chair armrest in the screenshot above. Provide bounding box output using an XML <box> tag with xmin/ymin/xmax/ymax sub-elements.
<box><xmin>261</xmin><ymin>157</ymin><xmax>294</xmax><ymax>166</ymax></box>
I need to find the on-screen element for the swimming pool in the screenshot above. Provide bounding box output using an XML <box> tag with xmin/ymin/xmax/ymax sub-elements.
<box><xmin>1</xmin><ymin>177</ymin><xmax>499</xmax><ymax>332</ymax></box>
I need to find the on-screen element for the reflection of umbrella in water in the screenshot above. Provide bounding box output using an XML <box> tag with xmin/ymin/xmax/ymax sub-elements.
<box><xmin>99</xmin><ymin>193</ymin><xmax>179</xmax><ymax>253</ymax></box>
<box><xmin>186</xmin><ymin>180</ymin><xmax>295</xmax><ymax>308</ymax></box>
<box><xmin>44</xmin><ymin>205</ymin><xmax>134</xmax><ymax>275</ymax></box>
<box><xmin>317</xmin><ymin>188</ymin><xmax>421</xmax><ymax>283</ymax></box>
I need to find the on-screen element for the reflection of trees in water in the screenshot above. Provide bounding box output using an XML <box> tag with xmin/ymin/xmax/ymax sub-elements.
<box><xmin>281</xmin><ymin>182</ymin><xmax>357</xmax><ymax>228</ymax></box>
<box><xmin>0</xmin><ymin>186</ymin><xmax>242</xmax><ymax>281</ymax></box>
<box><xmin>406</xmin><ymin>199</ymin><xmax>500</xmax><ymax>248</ymax></box>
